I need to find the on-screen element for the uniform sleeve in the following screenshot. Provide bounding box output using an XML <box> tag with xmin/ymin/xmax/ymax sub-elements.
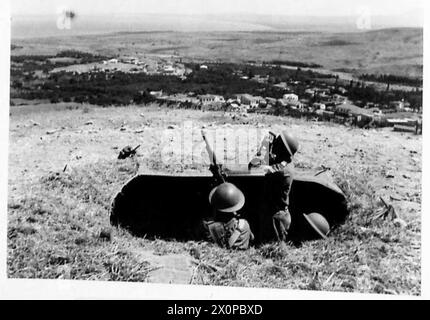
<box><xmin>265</xmin><ymin>163</ymin><xmax>294</xmax><ymax>211</ymax></box>
<box><xmin>248</xmin><ymin>132</ymin><xmax>275</xmax><ymax>169</ymax></box>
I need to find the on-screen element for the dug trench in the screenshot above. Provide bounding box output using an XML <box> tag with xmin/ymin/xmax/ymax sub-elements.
<box><xmin>110</xmin><ymin>170</ymin><xmax>349</xmax><ymax>243</ymax></box>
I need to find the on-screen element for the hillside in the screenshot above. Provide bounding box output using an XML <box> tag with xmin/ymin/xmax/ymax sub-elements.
<box><xmin>7</xmin><ymin>103</ymin><xmax>421</xmax><ymax>294</ymax></box>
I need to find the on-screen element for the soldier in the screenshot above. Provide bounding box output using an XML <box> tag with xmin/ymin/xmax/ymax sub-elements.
<box><xmin>248</xmin><ymin>130</ymin><xmax>299</xmax><ymax>248</ymax></box>
<box><xmin>203</xmin><ymin>182</ymin><xmax>254</xmax><ymax>250</ymax></box>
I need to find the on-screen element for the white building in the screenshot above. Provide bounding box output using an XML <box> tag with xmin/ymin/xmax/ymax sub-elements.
<box><xmin>313</xmin><ymin>103</ymin><xmax>326</xmax><ymax>110</ymax></box>
<box><xmin>333</xmin><ymin>94</ymin><xmax>347</xmax><ymax>104</ymax></box>
<box><xmin>198</xmin><ymin>94</ymin><xmax>225</xmax><ymax>105</ymax></box>
<box><xmin>283</xmin><ymin>94</ymin><xmax>299</xmax><ymax>103</ymax></box>
<box><xmin>236</xmin><ymin>94</ymin><xmax>265</xmax><ymax>108</ymax></box>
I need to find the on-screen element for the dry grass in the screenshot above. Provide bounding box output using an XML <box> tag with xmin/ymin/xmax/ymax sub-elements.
<box><xmin>7</xmin><ymin>103</ymin><xmax>421</xmax><ymax>295</ymax></box>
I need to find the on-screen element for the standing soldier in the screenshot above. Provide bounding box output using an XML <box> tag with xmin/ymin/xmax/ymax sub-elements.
<box><xmin>203</xmin><ymin>182</ymin><xmax>254</xmax><ymax>250</ymax></box>
<box><xmin>248</xmin><ymin>130</ymin><xmax>299</xmax><ymax>249</ymax></box>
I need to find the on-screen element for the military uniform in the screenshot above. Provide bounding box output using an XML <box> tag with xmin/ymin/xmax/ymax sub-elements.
<box><xmin>204</xmin><ymin>216</ymin><xmax>254</xmax><ymax>250</ymax></box>
<box><xmin>249</xmin><ymin>131</ymin><xmax>295</xmax><ymax>241</ymax></box>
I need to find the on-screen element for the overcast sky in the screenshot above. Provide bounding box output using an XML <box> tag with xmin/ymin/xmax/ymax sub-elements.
<box><xmin>11</xmin><ymin>0</ymin><xmax>424</xmax><ymax>17</ymax></box>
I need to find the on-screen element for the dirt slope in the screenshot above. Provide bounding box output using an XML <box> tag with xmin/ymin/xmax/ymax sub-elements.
<box><xmin>7</xmin><ymin>103</ymin><xmax>421</xmax><ymax>295</ymax></box>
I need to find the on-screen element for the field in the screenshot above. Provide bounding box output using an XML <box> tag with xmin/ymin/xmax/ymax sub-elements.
<box><xmin>7</xmin><ymin>103</ymin><xmax>421</xmax><ymax>295</ymax></box>
<box><xmin>11</xmin><ymin>28</ymin><xmax>423</xmax><ymax>78</ymax></box>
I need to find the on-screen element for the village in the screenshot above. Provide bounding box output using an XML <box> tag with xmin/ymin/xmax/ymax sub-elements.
<box><xmin>140</xmin><ymin>61</ymin><xmax>423</xmax><ymax>134</ymax></box>
<box><xmin>11</xmin><ymin>51</ymin><xmax>423</xmax><ymax>134</ymax></box>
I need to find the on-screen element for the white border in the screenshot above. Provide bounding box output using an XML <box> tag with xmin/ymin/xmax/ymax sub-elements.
<box><xmin>421</xmin><ymin>0</ymin><xmax>429</xmax><ymax>299</ymax></box>
<box><xmin>0</xmin><ymin>0</ymin><xmax>428</xmax><ymax>300</ymax></box>
<box><xmin>0</xmin><ymin>0</ymin><xmax>11</xmax><ymax>299</ymax></box>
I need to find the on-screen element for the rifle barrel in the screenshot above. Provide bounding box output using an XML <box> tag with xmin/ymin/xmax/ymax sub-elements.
<box><xmin>201</xmin><ymin>130</ymin><xmax>217</xmax><ymax>165</ymax></box>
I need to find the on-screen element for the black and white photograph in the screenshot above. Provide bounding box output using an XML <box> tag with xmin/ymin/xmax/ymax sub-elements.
<box><xmin>1</xmin><ymin>0</ymin><xmax>427</xmax><ymax>299</ymax></box>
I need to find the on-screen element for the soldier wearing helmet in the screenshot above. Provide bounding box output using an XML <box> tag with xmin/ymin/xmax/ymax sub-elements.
<box><xmin>248</xmin><ymin>130</ymin><xmax>299</xmax><ymax>248</ymax></box>
<box><xmin>203</xmin><ymin>182</ymin><xmax>254</xmax><ymax>250</ymax></box>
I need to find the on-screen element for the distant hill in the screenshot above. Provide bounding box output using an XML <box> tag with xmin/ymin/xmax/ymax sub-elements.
<box><xmin>11</xmin><ymin>16</ymin><xmax>422</xmax><ymax>78</ymax></box>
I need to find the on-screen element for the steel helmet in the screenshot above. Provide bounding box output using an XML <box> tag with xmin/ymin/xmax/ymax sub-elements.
<box><xmin>279</xmin><ymin>130</ymin><xmax>299</xmax><ymax>157</ymax></box>
<box><xmin>303</xmin><ymin>213</ymin><xmax>330</xmax><ymax>239</ymax></box>
<box><xmin>209</xmin><ymin>182</ymin><xmax>245</xmax><ymax>213</ymax></box>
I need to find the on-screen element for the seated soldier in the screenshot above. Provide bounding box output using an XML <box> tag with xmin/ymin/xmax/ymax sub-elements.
<box><xmin>248</xmin><ymin>130</ymin><xmax>299</xmax><ymax>248</ymax></box>
<box><xmin>203</xmin><ymin>182</ymin><xmax>254</xmax><ymax>250</ymax></box>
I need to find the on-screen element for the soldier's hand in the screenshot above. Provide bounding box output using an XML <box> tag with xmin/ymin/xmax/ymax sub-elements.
<box><xmin>209</xmin><ymin>163</ymin><xmax>223</xmax><ymax>174</ymax></box>
<box><xmin>261</xmin><ymin>165</ymin><xmax>275</xmax><ymax>174</ymax></box>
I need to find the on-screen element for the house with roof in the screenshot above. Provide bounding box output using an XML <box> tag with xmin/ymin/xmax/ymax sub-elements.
<box><xmin>162</xmin><ymin>65</ymin><xmax>175</xmax><ymax>74</ymax></box>
<box><xmin>283</xmin><ymin>93</ymin><xmax>299</xmax><ymax>103</ymax></box>
<box><xmin>273</xmin><ymin>82</ymin><xmax>288</xmax><ymax>90</ymax></box>
<box><xmin>333</xmin><ymin>94</ymin><xmax>347</xmax><ymax>105</ymax></box>
<box><xmin>335</xmin><ymin>103</ymin><xmax>372</xmax><ymax>117</ymax></box>
<box><xmin>286</xmin><ymin>100</ymin><xmax>304</xmax><ymax>110</ymax></box>
<box><xmin>235</xmin><ymin>94</ymin><xmax>265</xmax><ymax>108</ymax></box>
<box><xmin>337</xmin><ymin>87</ymin><xmax>348</xmax><ymax>95</ymax></box>
<box><xmin>304</xmin><ymin>88</ymin><xmax>316</xmax><ymax>97</ymax></box>
<box><xmin>149</xmin><ymin>90</ymin><xmax>163</xmax><ymax>98</ymax></box>
<box><xmin>335</xmin><ymin>103</ymin><xmax>374</xmax><ymax>126</ymax></box>
<box><xmin>313</xmin><ymin>102</ymin><xmax>326</xmax><ymax>111</ymax></box>
<box><xmin>389</xmin><ymin>101</ymin><xmax>406</xmax><ymax>112</ymax></box>
<box><xmin>265</xmin><ymin>97</ymin><xmax>277</xmax><ymax>107</ymax></box>
<box><xmin>199</xmin><ymin>94</ymin><xmax>225</xmax><ymax>104</ymax></box>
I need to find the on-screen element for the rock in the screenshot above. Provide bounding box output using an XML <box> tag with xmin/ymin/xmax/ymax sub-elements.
<box><xmin>393</xmin><ymin>218</ymin><xmax>407</xmax><ymax>228</ymax></box>
<box><xmin>85</xmin><ymin>120</ymin><xmax>94</xmax><ymax>125</ymax></box>
<box><xmin>357</xmin><ymin>265</ymin><xmax>371</xmax><ymax>275</ymax></box>
<box><xmin>118</xmin><ymin>145</ymin><xmax>140</xmax><ymax>159</ymax></box>
<box><xmin>390</xmin><ymin>195</ymin><xmax>402</xmax><ymax>201</ymax></box>
<box><xmin>359</xmin><ymin>226</ymin><xmax>370</xmax><ymax>232</ymax></box>
<box><xmin>167</xmin><ymin>125</ymin><xmax>177</xmax><ymax>129</ymax></box>
<box><xmin>74</xmin><ymin>237</ymin><xmax>88</xmax><ymax>245</ymax></box>
<box><xmin>134</xmin><ymin>129</ymin><xmax>145</xmax><ymax>134</ymax></box>
<box><xmin>120</xmin><ymin>126</ymin><xmax>127</xmax><ymax>131</ymax></box>
<box><xmin>189</xmin><ymin>247</ymin><xmax>201</xmax><ymax>260</ymax></box>
<box><xmin>373</xmin><ymin>283</ymin><xmax>386</xmax><ymax>294</ymax></box>
<box><xmin>99</xmin><ymin>228</ymin><xmax>112</xmax><ymax>241</ymax></box>
<box><xmin>383</xmin><ymin>289</ymin><xmax>398</xmax><ymax>295</ymax></box>
<box><xmin>57</xmin><ymin>265</ymin><xmax>72</xmax><ymax>279</ymax></box>
<box><xmin>340</xmin><ymin>280</ymin><xmax>355</xmax><ymax>290</ymax></box>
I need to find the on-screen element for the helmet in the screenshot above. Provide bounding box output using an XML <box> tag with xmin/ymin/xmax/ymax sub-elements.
<box><xmin>279</xmin><ymin>131</ymin><xmax>299</xmax><ymax>157</ymax></box>
<box><xmin>303</xmin><ymin>213</ymin><xmax>330</xmax><ymax>239</ymax></box>
<box><xmin>209</xmin><ymin>183</ymin><xmax>245</xmax><ymax>213</ymax></box>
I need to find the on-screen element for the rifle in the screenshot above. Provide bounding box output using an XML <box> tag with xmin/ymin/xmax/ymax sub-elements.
<box><xmin>201</xmin><ymin>129</ymin><xmax>226</xmax><ymax>184</ymax></box>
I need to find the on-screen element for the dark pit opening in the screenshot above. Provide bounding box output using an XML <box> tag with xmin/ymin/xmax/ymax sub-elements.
<box><xmin>110</xmin><ymin>174</ymin><xmax>349</xmax><ymax>244</ymax></box>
